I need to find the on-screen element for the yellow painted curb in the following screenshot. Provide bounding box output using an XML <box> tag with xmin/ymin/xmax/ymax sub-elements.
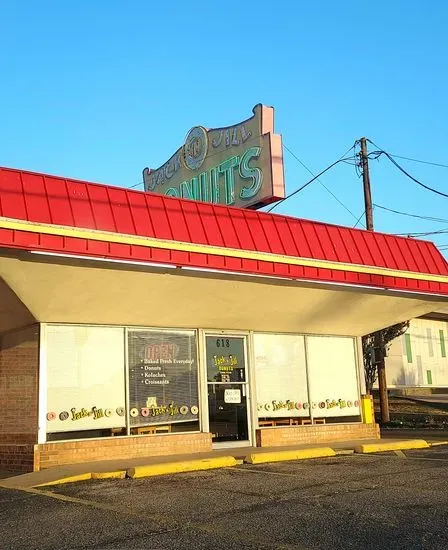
<box><xmin>429</xmin><ymin>441</ymin><xmax>448</xmax><ymax>447</ymax></box>
<box><xmin>34</xmin><ymin>473</ymin><xmax>92</xmax><ymax>487</ymax></box>
<box><xmin>244</xmin><ymin>447</ymin><xmax>336</xmax><ymax>465</ymax></box>
<box><xmin>354</xmin><ymin>439</ymin><xmax>430</xmax><ymax>454</ymax></box>
<box><xmin>127</xmin><ymin>456</ymin><xmax>238</xmax><ymax>479</ymax></box>
<box><xmin>91</xmin><ymin>470</ymin><xmax>126</xmax><ymax>480</ymax></box>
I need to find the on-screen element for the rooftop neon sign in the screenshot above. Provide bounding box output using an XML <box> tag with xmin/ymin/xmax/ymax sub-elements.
<box><xmin>142</xmin><ymin>104</ymin><xmax>285</xmax><ymax>209</ymax></box>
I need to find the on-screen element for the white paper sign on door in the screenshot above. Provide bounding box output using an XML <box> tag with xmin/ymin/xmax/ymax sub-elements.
<box><xmin>224</xmin><ymin>389</ymin><xmax>241</xmax><ymax>404</ymax></box>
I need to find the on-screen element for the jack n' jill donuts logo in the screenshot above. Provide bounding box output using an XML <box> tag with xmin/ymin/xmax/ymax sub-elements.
<box><xmin>183</xmin><ymin>126</ymin><xmax>208</xmax><ymax>171</ymax></box>
<box><xmin>142</xmin><ymin>105</ymin><xmax>286</xmax><ymax>209</ymax></box>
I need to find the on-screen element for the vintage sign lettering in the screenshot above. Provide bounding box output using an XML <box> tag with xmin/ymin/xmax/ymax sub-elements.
<box><xmin>142</xmin><ymin>104</ymin><xmax>285</xmax><ymax>209</ymax></box>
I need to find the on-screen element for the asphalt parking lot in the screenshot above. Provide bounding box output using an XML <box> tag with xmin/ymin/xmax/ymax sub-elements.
<box><xmin>2</xmin><ymin>446</ymin><xmax>448</xmax><ymax>549</ymax></box>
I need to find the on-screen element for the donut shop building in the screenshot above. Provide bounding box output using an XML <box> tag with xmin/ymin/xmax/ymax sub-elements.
<box><xmin>1</xmin><ymin>105</ymin><xmax>447</xmax><ymax>472</ymax></box>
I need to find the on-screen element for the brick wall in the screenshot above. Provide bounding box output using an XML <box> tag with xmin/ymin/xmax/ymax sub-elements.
<box><xmin>0</xmin><ymin>444</ymin><xmax>35</xmax><ymax>472</ymax></box>
<box><xmin>256</xmin><ymin>422</ymin><xmax>379</xmax><ymax>447</ymax></box>
<box><xmin>34</xmin><ymin>432</ymin><xmax>212</xmax><ymax>471</ymax></box>
<box><xmin>0</xmin><ymin>325</ymin><xmax>39</xmax><ymax>471</ymax></box>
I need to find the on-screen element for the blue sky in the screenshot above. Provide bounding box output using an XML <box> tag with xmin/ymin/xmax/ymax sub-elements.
<box><xmin>1</xmin><ymin>1</ymin><xmax>447</xmax><ymax>256</ymax></box>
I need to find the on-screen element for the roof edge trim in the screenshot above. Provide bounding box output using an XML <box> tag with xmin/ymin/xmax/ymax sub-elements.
<box><xmin>0</xmin><ymin>216</ymin><xmax>447</xmax><ymax>284</ymax></box>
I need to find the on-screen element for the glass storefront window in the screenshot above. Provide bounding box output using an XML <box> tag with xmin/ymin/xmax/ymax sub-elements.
<box><xmin>253</xmin><ymin>333</ymin><xmax>361</xmax><ymax>426</ymax></box>
<box><xmin>46</xmin><ymin>325</ymin><xmax>127</xmax><ymax>440</ymax></box>
<box><xmin>306</xmin><ymin>336</ymin><xmax>361</xmax><ymax>422</ymax></box>
<box><xmin>127</xmin><ymin>329</ymin><xmax>200</xmax><ymax>434</ymax></box>
<box><xmin>254</xmin><ymin>333</ymin><xmax>311</xmax><ymax>425</ymax></box>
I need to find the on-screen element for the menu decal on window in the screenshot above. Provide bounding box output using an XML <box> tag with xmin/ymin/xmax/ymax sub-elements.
<box><xmin>128</xmin><ymin>330</ymin><xmax>199</xmax><ymax>426</ymax></box>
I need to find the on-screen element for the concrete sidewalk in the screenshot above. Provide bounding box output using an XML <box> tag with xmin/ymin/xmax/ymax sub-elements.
<box><xmin>1</xmin><ymin>434</ymin><xmax>447</xmax><ymax>490</ymax></box>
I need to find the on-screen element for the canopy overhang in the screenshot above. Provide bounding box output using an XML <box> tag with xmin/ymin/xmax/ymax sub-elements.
<box><xmin>0</xmin><ymin>251</ymin><xmax>446</xmax><ymax>337</ymax></box>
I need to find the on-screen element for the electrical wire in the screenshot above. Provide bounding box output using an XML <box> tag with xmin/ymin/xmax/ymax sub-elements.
<box><xmin>393</xmin><ymin>228</ymin><xmax>448</xmax><ymax>237</ymax></box>
<box><xmin>267</xmin><ymin>143</ymin><xmax>357</xmax><ymax>214</ymax></box>
<box><xmin>389</xmin><ymin>154</ymin><xmax>448</xmax><ymax>170</ymax></box>
<box><xmin>366</xmin><ymin>139</ymin><xmax>448</xmax><ymax>199</ymax></box>
<box><xmin>373</xmin><ymin>203</ymin><xmax>448</xmax><ymax>224</ymax></box>
<box><xmin>282</xmin><ymin>143</ymin><xmax>362</xmax><ymax>224</ymax></box>
<box><xmin>352</xmin><ymin>210</ymin><xmax>367</xmax><ymax>229</ymax></box>
<box><xmin>266</xmin><ymin>153</ymin><xmax>355</xmax><ymax>214</ymax></box>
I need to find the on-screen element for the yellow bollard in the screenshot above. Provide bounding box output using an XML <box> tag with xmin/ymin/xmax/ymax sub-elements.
<box><xmin>361</xmin><ymin>394</ymin><xmax>375</xmax><ymax>424</ymax></box>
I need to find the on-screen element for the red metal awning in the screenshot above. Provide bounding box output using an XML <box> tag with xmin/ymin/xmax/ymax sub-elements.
<box><xmin>0</xmin><ymin>166</ymin><xmax>447</xmax><ymax>296</ymax></box>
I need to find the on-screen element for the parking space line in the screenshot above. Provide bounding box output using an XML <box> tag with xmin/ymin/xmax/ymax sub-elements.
<box><xmin>226</xmin><ymin>466</ymin><xmax>307</xmax><ymax>477</ymax></box>
<box><xmin>394</xmin><ymin>450</ymin><xmax>407</xmax><ymax>458</ymax></box>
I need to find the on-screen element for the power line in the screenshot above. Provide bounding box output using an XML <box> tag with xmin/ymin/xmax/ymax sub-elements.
<box><xmin>267</xmin><ymin>143</ymin><xmax>357</xmax><ymax>214</ymax></box>
<box><xmin>393</xmin><ymin>228</ymin><xmax>448</xmax><ymax>237</ymax></box>
<box><xmin>389</xmin><ymin>153</ymin><xmax>448</xmax><ymax>170</ymax></box>
<box><xmin>266</xmin><ymin>151</ymin><xmax>355</xmax><ymax>214</ymax></box>
<box><xmin>128</xmin><ymin>181</ymin><xmax>144</xmax><ymax>189</ymax></box>
<box><xmin>352</xmin><ymin>210</ymin><xmax>366</xmax><ymax>229</ymax></box>
<box><xmin>363</xmin><ymin>139</ymin><xmax>448</xmax><ymax>169</ymax></box>
<box><xmin>282</xmin><ymin>143</ymin><xmax>363</xmax><ymax>225</ymax></box>
<box><xmin>383</xmin><ymin>153</ymin><xmax>448</xmax><ymax>198</ymax></box>
<box><xmin>373</xmin><ymin>203</ymin><xmax>448</xmax><ymax>224</ymax></box>
<box><xmin>367</xmin><ymin>139</ymin><xmax>448</xmax><ymax>199</ymax></box>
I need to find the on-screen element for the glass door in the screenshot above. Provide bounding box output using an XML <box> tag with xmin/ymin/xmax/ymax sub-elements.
<box><xmin>205</xmin><ymin>335</ymin><xmax>250</xmax><ymax>445</ymax></box>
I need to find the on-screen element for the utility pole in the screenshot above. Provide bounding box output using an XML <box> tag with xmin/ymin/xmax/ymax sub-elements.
<box><xmin>359</xmin><ymin>137</ymin><xmax>390</xmax><ymax>423</ymax></box>
<box><xmin>360</xmin><ymin>138</ymin><xmax>374</xmax><ymax>231</ymax></box>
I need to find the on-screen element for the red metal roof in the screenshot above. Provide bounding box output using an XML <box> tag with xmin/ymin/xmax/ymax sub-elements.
<box><xmin>0</xmin><ymin>166</ymin><xmax>447</xmax><ymax>295</ymax></box>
